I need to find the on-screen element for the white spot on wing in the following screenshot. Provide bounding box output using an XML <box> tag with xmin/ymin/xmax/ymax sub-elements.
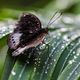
<box><xmin>10</xmin><ymin>32</ymin><xmax>22</xmax><ymax>49</ymax></box>
<box><xmin>12</xmin><ymin>33</ymin><xmax>22</xmax><ymax>44</ymax></box>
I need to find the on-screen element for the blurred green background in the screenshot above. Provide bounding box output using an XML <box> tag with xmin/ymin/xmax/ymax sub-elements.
<box><xmin>0</xmin><ymin>0</ymin><xmax>80</xmax><ymax>19</ymax></box>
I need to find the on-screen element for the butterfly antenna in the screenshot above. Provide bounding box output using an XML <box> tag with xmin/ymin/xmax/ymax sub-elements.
<box><xmin>47</xmin><ymin>10</ymin><xmax>62</xmax><ymax>28</ymax></box>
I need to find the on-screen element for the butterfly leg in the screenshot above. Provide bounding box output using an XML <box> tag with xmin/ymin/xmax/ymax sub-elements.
<box><xmin>12</xmin><ymin>47</ymin><xmax>27</xmax><ymax>56</ymax></box>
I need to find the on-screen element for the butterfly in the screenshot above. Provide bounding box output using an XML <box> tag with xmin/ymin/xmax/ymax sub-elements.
<box><xmin>8</xmin><ymin>11</ymin><xmax>62</xmax><ymax>56</ymax></box>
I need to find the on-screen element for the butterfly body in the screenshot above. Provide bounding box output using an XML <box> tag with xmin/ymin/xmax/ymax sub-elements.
<box><xmin>8</xmin><ymin>13</ymin><xmax>48</xmax><ymax>56</ymax></box>
<box><xmin>8</xmin><ymin>11</ymin><xmax>61</xmax><ymax>56</ymax></box>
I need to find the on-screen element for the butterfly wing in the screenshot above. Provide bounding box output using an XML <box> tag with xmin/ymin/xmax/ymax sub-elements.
<box><xmin>8</xmin><ymin>32</ymin><xmax>22</xmax><ymax>49</ymax></box>
<box><xmin>17</xmin><ymin>13</ymin><xmax>42</xmax><ymax>34</ymax></box>
<box><xmin>12</xmin><ymin>32</ymin><xmax>46</xmax><ymax>56</ymax></box>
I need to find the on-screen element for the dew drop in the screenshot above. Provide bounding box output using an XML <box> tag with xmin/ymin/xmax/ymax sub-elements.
<box><xmin>38</xmin><ymin>61</ymin><xmax>41</xmax><ymax>64</ymax></box>
<box><xmin>61</xmin><ymin>45</ymin><xmax>65</xmax><ymax>49</ymax></box>
<box><xmin>51</xmin><ymin>55</ymin><xmax>53</xmax><ymax>57</ymax></box>
<box><xmin>38</xmin><ymin>64</ymin><xmax>40</xmax><ymax>67</ymax></box>
<box><xmin>54</xmin><ymin>41</ymin><xmax>56</xmax><ymax>44</ymax></box>
<box><xmin>35</xmin><ymin>62</ymin><xmax>37</xmax><ymax>65</ymax></box>
<box><xmin>63</xmin><ymin>35</ymin><xmax>69</xmax><ymax>42</ymax></box>
<box><xmin>73</xmin><ymin>51</ymin><xmax>76</xmax><ymax>54</ymax></box>
<box><xmin>53</xmin><ymin>48</ymin><xmax>55</xmax><ymax>50</ymax></box>
<box><xmin>34</xmin><ymin>67</ymin><xmax>36</xmax><ymax>72</ymax></box>
<box><xmin>60</xmin><ymin>28</ymin><xmax>68</xmax><ymax>32</ymax></box>
<box><xmin>39</xmin><ymin>44</ymin><xmax>46</xmax><ymax>50</ymax></box>
<box><xmin>54</xmin><ymin>59</ymin><xmax>56</xmax><ymax>62</ymax></box>
<box><xmin>65</xmin><ymin>57</ymin><xmax>68</xmax><ymax>60</ymax></box>
<box><xmin>26</xmin><ymin>60</ymin><xmax>29</xmax><ymax>64</ymax></box>
<box><xmin>45</xmin><ymin>71</ymin><xmax>47</xmax><ymax>74</ymax></box>
<box><xmin>76</xmin><ymin>53</ymin><xmax>79</xmax><ymax>56</ymax></box>
<box><xmin>72</xmin><ymin>59</ymin><xmax>75</xmax><ymax>62</ymax></box>
<box><xmin>38</xmin><ymin>58</ymin><xmax>41</xmax><ymax>60</ymax></box>
<box><xmin>68</xmin><ymin>60</ymin><xmax>73</xmax><ymax>64</ymax></box>
<box><xmin>71</xmin><ymin>43</ymin><xmax>74</xmax><ymax>46</ymax></box>
<box><xmin>45</xmin><ymin>61</ymin><xmax>47</xmax><ymax>64</ymax></box>
<box><xmin>50</xmin><ymin>62</ymin><xmax>52</xmax><ymax>65</ymax></box>
<box><xmin>11</xmin><ymin>70</ymin><xmax>16</xmax><ymax>76</ymax></box>
<box><xmin>68</xmin><ymin>59</ymin><xmax>75</xmax><ymax>64</ymax></box>
<box><xmin>34</xmin><ymin>58</ymin><xmax>38</xmax><ymax>61</ymax></box>
<box><xmin>65</xmin><ymin>43</ymin><xmax>68</xmax><ymax>46</ymax></box>
<box><xmin>74</xmin><ymin>56</ymin><xmax>77</xmax><ymax>59</ymax></box>
<box><xmin>2</xmin><ymin>34</ymin><xmax>6</xmax><ymax>37</ymax></box>
<box><xmin>1</xmin><ymin>27</ymin><xmax>7</xmax><ymax>32</ymax></box>
<box><xmin>53</xmin><ymin>35</ymin><xmax>56</xmax><ymax>38</ymax></box>
<box><xmin>47</xmin><ymin>66</ymin><xmax>49</xmax><ymax>70</ymax></box>
<box><xmin>58</xmin><ymin>33</ymin><xmax>61</xmax><ymax>36</ymax></box>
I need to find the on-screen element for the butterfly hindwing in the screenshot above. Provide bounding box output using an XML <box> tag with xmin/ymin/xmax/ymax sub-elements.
<box><xmin>8</xmin><ymin>32</ymin><xmax>22</xmax><ymax>49</ymax></box>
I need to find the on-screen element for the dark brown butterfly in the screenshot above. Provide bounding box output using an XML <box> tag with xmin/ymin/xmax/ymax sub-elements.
<box><xmin>8</xmin><ymin>11</ymin><xmax>62</xmax><ymax>56</ymax></box>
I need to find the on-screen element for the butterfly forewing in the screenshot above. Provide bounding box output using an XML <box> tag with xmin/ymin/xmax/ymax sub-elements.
<box><xmin>12</xmin><ymin>31</ymin><xmax>46</xmax><ymax>56</ymax></box>
<box><xmin>8</xmin><ymin>13</ymin><xmax>42</xmax><ymax>50</ymax></box>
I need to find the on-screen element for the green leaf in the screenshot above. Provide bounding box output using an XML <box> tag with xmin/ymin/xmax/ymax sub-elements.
<box><xmin>58</xmin><ymin>46</ymin><xmax>80</xmax><ymax>80</ymax></box>
<box><xmin>8</xmin><ymin>32</ymin><xmax>64</xmax><ymax>80</ymax></box>
<box><xmin>51</xmin><ymin>36</ymin><xmax>80</xmax><ymax>80</ymax></box>
<box><xmin>0</xmin><ymin>36</ymin><xmax>8</xmax><ymax>78</ymax></box>
<box><xmin>2</xmin><ymin>30</ymin><xmax>80</xmax><ymax>80</ymax></box>
<box><xmin>1</xmin><ymin>49</ymin><xmax>17</xmax><ymax>80</ymax></box>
